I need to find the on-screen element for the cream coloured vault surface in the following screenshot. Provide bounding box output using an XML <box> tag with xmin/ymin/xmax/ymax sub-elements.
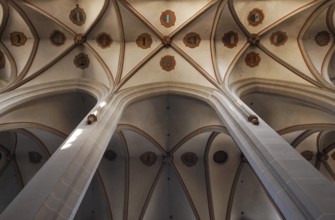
<box><xmin>1</xmin><ymin>0</ymin><xmax>335</xmax><ymax>219</ymax></box>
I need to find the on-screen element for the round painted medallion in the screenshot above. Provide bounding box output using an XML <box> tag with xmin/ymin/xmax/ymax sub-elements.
<box><xmin>160</xmin><ymin>55</ymin><xmax>176</xmax><ymax>72</ymax></box>
<box><xmin>29</xmin><ymin>151</ymin><xmax>42</xmax><ymax>164</ymax></box>
<box><xmin>140</xmin><ymin>152</ymin><xmax>157</xmax><ymax>166</ymax></box>
<box><xmin>315</xmin><ymin>31</ymin><xmax>330</xmax><ymax>46</ymax></box>
<box><xmin>270</xmin><ymin>31</ymin><xmax>287</xmax><ymax>47</ymax></box>
<box><xmin>70</xmin><ymin>5</ymin><xmax>86</xmax><ymax>26</ymax></box>
<box><xmin>222</xmin><ymin>31</ymin><xmax>239</xmax><ymax>48</ymax></box>
<box><xmin>160</xmin><ymin>10</ymin><xmax>176</xmax><ymax>28</ymax></box>
<box><xmin>136</xmin><ymin>33</ymin><xmax>152</xmax><ymax>49</ymax></box>
<box><xmin>181</xmin><ymin>152</ymin><xmax>198</xmax><ymax>167</ymax></box>
<box><xmin>50</xmin><ymin>30</ymin><xmax>66</xmax><ymax>46</ymax></box>
<box><xmin>104</xmin><ymin>150</ymin><xmax>117</xmax><ymax>161</ymax></box>
<box><xmin>183</xmin><ymin>32</ymin><xmax>201</xmax><ymax>48</ymax></box>
<box><xmin>96</xmin><ymin>33</ymin><xmax>113</xmax><ymax>49</ymax></box>
<box><xmin>10</xmin><ymin>32</ymin><xmax>27</xmax><ymax>47</ymax></box>
<box><xmin>245</xmin><ymin>52</ymin><xmax>260</xmax><ymax>67</ymax></box>
<box><xmin>247</xmin><ymin>8</ymin><xmax>264</xmax><ymax>27</ymax></box>
<box><xmin>213</xmin><ymin>151</ymin><xmax>228</xmax><ymax>164</ymax></box>
<box><xmin>301</xmin><ymin>150</ymin><xmax>313</xmax><ymax>161</ymax></box>
<box><xmin>331</xmin><ymin>152</ymin><xmax>335</xmax><ymax>160</ymax></box>
<box><xmin>74</xmin><ymin>53</ymin><xmax>90</xmax><ymax>69</ymax></box>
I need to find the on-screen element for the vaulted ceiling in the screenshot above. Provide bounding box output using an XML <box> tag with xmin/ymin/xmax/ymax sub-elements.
<box><xmin>1</xmin><ymin>0</ymin><xmax>335</xmax><ymax>219</ymax></box>
<box><xmin>0</xmin><ymin>0</ymin><xmax>334</xmax><ymax>93</ymax></box>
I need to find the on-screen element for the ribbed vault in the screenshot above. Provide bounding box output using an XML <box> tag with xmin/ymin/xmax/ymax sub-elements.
<box><xmin>75</xmin><ymin>95</ymin><xmax>283</xmax><ymax>220</ymax></box>
<box><xmin>1</xmin><ymin>0</ymin><xmax>335</xmax><ymax>219</ymax></box>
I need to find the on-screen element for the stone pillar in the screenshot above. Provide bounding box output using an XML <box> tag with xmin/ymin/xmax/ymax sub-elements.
<box><xmin>2</xmin><ymin>84</ymin><xmax>335</xmax><ymax>220</ymax></box>
<box><xmin>0</xmin><ymin>95</ymin><xmax>123</xmax><ymax>220</ymax></box>
<box><xmin>211</xmin><ymin>91</ymin><xmax>335</xmax><ymax>220</ymax></box>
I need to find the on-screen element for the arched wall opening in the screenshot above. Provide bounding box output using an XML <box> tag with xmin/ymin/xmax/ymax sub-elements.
<box><xmin>0</xmin><ymin>91</ymin><xmax>97</xmax><ymax>215</ymax></box>
<box><xmin>75</xmin><ymin>94</ymin><xmax>283</xmax><ymax>220</ymax></box>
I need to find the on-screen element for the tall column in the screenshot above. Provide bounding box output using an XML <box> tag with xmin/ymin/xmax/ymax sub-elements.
<box><xmin>0</xmin><ymin>94</ymin><xmax>123</xmax><ymax>220</ymax></box>
<box><xmin>211</xmin><ymin>91</ymin><xmax>335</xmax><ymax>220</ymax></box>
<box><xmin>2</xmin><ymin>84</ymin><xmax>335</xmax><ymax>220</ymax></box>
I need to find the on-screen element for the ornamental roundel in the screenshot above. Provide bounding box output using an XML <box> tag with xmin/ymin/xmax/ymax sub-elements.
<box><xmin>247</xmin><ymin>8</ymin><xmax>264</xmax><ymax>27</ymax></box>
<box><xmin>183</xmin><ymin>32</ymin><xmax>201</xmax><ymax>48</ymax></box>
<box><xmin>104</xmin><ymin>150</ymin><xmax>117</xmax><ymax>161</ymax></box>
<box><xmin>140</xmin><ymin>151</ymin><xmax>157</xmax><ymax>167</ymax></box>
<box><xmin>74</xmin><ymin>53</ymin><xmax>90</xmax><ymax>69</ymax></box>
<box><xmin>0</xmin><ymin>51</ymin><xmax>5</xmax><ymax>69</ymax></box>
<box><xmin>136</xmin><ymin>33</ymin><xmax>153</xmax><ymax>49</ymax></box>
<box><xmin>96</xmin><ymin>32</ymin><xmax>113</xmax><ymax>49</ymax></box>
<box><xmin>10</xmin><ymin>32</ymin><xmax>27</xmax><ymax>47</ymax></box>
<box><xmin>301</xmin><ymin>150</ymin><xmax>313</xmax><ymax>161</ymax></box>
<box><xmin>160</xmin><ymin>55</ymin><xmax>176</xmax><ymax>72</ymax></box>
<box><xmin>50</xmin><ymin>30</ymin><xmax>66</xmax><ymax>46</ymax></box>
<box><xmin>315</xmin><ymin>31</ymin><xmax>330</xmax><ymax>46</ymax></box>
<box><xmin>28</xmin><ymin>151</ymin><xmax>42</xmax><ymax>164</ymax></box>
<box><xmin>270</xmin><ymin>31</ymin><xmax>288</xmax><ymax>47</ymax></box>
<box><xmin>160</xmin><ymin>10</ymin><xmax>176</xmax><ymax>28</ymax></box>
<box><xmin>331</xmin><ymin>152</ymin><xmax>335</xmax><ymax>160</ymax></box>
<box><xmin>70</xmin><ymin>5</ymin><xmax>86</xmax><ymax>26</ymax></box>
<box><xmin>181</xmin><ymin>152</ymin><xmax>198</xmax><ymax>167</ymax></box>
<box><xmin>213</xmin><ymin>151</ymin><xmax>228</xmax><ymax>164</ymax></box>
<box><xmin>222</xmin><ymin>31</ymin><xmax>239</xmax><ymax>48</ymax></box>
<box><xmin>245</xmin><ymin>52</ymin><xmax>260</xmax><ymax>67</ymax></box>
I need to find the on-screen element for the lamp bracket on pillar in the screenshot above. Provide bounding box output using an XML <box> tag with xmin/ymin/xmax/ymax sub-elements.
<box><xmin>248</xmin><ymin>115</ymin><xmax>259</xmax><ymax>125</ymax></box>
<box><xmin>87</xmin><ymin>114</ymin><xmax>97</xmax><ymax>125</ymax></box>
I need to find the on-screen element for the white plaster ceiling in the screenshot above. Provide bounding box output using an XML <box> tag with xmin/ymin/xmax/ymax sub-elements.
<box><xmin>1</xmin><ymin>0</ymin><xmax>335</xmax><ymax>219</ymax></box>
<box><xmin>0</xmin><ymin>0</ymin><xmax>333</xmax><ymax>93</ymax></box>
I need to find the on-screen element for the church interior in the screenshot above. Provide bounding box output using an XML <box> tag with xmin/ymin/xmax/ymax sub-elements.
<box><xmin>1</xmin><ymin>0</ymin><xmax>335</xmax><ymax>219</ymax></box>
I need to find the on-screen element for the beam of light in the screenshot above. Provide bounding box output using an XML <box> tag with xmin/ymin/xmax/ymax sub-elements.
<box><xmin>99</xmin><ymin>101</ymin><xmax>106</xmax><ymax>108</ymax></box>
<box><xmin>61</xmin><ymin>129</ymin><xmax>83</xmax><ymax>150</ymax></box>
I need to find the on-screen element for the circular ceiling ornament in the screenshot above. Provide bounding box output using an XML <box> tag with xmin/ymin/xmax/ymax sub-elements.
<box><xmin>247</xmin><ymin>8</ymin><xmax>264</xmax><ymax>27</ymax></box>
<box><xmin>245</xmin><ymin>52</ymin><xmax>260</xmax><ymax>67</ymax></box>
<box><xmin>10</xmin><ymin>32</ymin><xmax>27</xmax><ymax>47</ymax></box>
<box><xmin>183</xmin><ymin>32</ymin><xmax>201</xmax><ymax>48</ymax></box>
<box><xmin>70</xmin><ymin>5</ymin><xmax>86</xmax><ymax>26</ymax></box>
<box><xmin>270</xmin><ymin>31</ymin><xmax>288</xmax><ymax>47</ymax></box>
<box><xmin>331</xmin><ymin>152</ymin><xmax>335</xmax><ymax>160</ymax></box>
<box><xmin>74</xmin><ymin>53</ymin><xmax>90</xmax><ymax>69</ymax></box>
<box><xmin>160</xmin><ymin>55</ymin><xmax>176</xmax><ymax>72</ymax></box>
<box><xmin>28</xmin><ymin>151</ymin><xmax>42</xmax><ymax>164</ymax></box>
<box><xmin>213</xmin><ymin>151</ymin><xmax>228</xmax><ymax>164</ymax></box>
<box><xmin>315</xmin><ymin>31</ymin><xmax>330</xmax><ymax>46</ymax></box>
<box><xmin>181</xmin><ymin>152</ymin><xmax>198</xmax><ymax>167</ymax></box>
<box><xmin>301</xmin><ymin>150</ymin><xmax>313</xmax><ymax>161</ymax></box>
<box><xmin>96</xmin><ymin>32</ymin><xmax>113</xmax><ymax>49</ymax></box>
<box><xmin>140</xmin><ymin>151</ymin><xmax>157</xmax><ymax>167</ymax></box>
<box><xmin>0</xmin><ymin>51</ymin><xmax>5</xmax><ymax>69</ymax></box>
<box><xmin>104</xmin><ymin>150</ymin><xmax>117</xmax><ymax>161</ymax></box>
<box><xmin>136</xmin><ymin>33</ymin><xmax>152</xmax><ymax>49</ymax></box>
<box><xmin>160</xmin><ymin>10</ymin><xmax>176</xmax><ymax>28</ymax></box>
<box><xmin>222</xmin><ymin>31</ymin><xmax>239</xmax><ymax>48</ymax></box>
<box><xmin>50</xmin><ymin>30</ymin><xmax>66</xmax><ymax>46</ymax></box>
